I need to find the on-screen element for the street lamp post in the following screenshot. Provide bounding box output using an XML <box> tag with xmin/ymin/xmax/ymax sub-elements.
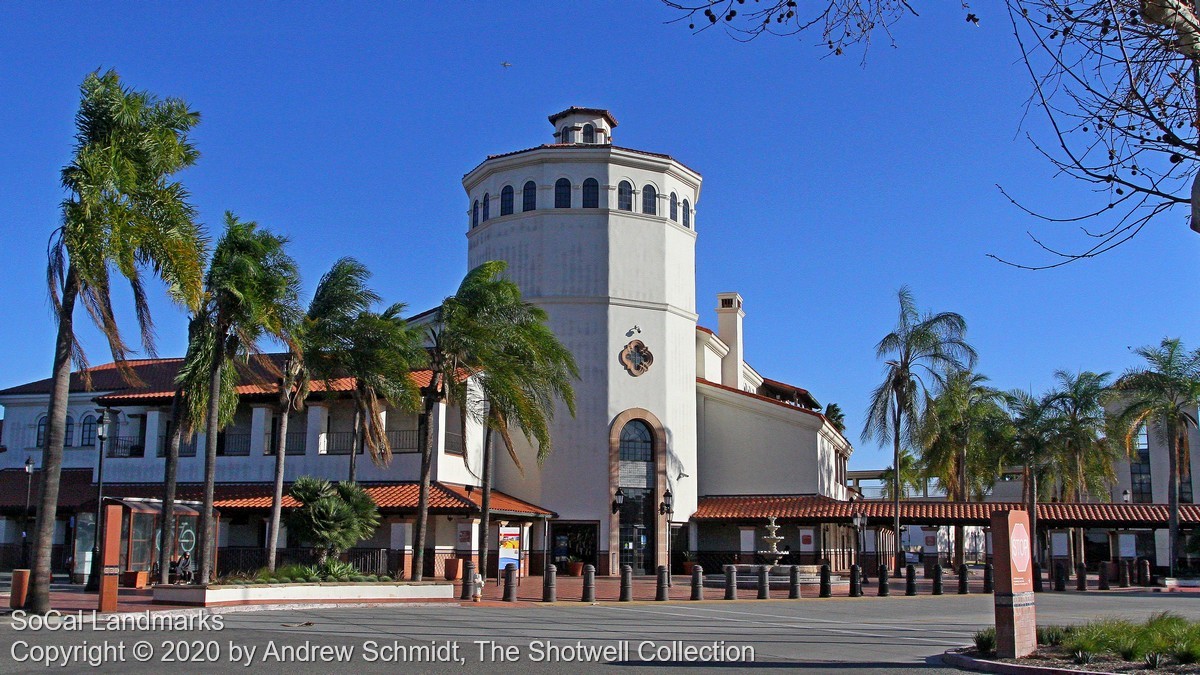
<box><xmin>659</xmin><ymin>489</ymin><xmax>674</xmax><ymax>586</ymax></box>
<box><xmin>23</xmin><ymin>457</ymin><xmax>35</xmax><ymax>568</ymax></box>
<box><xmin>852</xmin><ymin>511</ymin><xmax>866</xmax><ymax>572</ymax></box>
<box><xmin>84</xmin><ymin>408</ymin><xmax>114</xmax><ymax>592</ymax></box>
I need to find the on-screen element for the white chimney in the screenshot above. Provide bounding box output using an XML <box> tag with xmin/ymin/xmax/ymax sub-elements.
<box><xmin>715</xmin><ymin>292</ymin><xmax>745</xmax><ymax>390</ymax></box>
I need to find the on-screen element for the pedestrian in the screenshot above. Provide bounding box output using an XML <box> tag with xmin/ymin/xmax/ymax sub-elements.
<box><xmin>177</xmin><ymin>552</ymin><xmax>192</xmax><ymax>584</ymax></box>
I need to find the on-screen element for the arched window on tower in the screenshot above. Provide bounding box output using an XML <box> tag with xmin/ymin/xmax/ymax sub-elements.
<box><xmin>582</xmin><ymin>178</ymin><xmax>599</xmax><ymax>208</ymax></box>
<box><xmin>561</xmin><ymin>126</ymin><xmax>572</xmax><ymax>143</ymax></box>
<box><xmin>642</xmin><ymin>185</ymin><xmax>657</xmax><ymax>215</ymax></box>
<box><xmin>472</xmin><ymin>200</ymin><xmax>479</xmax><ymax>228</ymax></box>
<box><xmin>555</xmin><ymin>178</ymin><xmax>571</xmax><ymax>208</ymax></box>
<box><xmin>522</xmin><ymin>181</ymin><xmax>537</xmax><ymax>211</ymax></box>
<box><xmin>682</xmin><ymin>199</ymin><xmax>691</xmax><ymax>228</ymax></box>
<box><xmin>617</xmin><ymin>181</ymin><xmax>633</xmax><ymax>211</ymax></box>
<box><xmin>482</xmin><ymin>193</ymin><xmax>490</xmax><ymax>221</ymax></box>
<box><xmin>582</xmin><ymin>124</ymin><xmax>595</xmax><ymax>143</ymax></box>
<box><xmin>670</xmin><ymin>193</ymin><xmax>678</xmax><ymax>222</ymax></box>
<box><xmin>500</xmin><ymin>185</ymin><xmax>514</xmax><ymax>216</ymax></box>
<box><xmin>619</xmin><ymin>419</ymin><xmax>654</xmax><ymax>462</ymax></box>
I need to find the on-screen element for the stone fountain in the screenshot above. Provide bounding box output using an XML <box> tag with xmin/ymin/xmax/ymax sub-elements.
<box><xmin>758</xmin><ymin>516</ymin><xmax>786</xmax><ymax>567</ymax></box>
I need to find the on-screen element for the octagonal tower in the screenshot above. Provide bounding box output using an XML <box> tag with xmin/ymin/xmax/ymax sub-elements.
<box><xmin>463</xmin><ymin>107</ymin><xmax>701</xmax><ymax>574</ymax></box>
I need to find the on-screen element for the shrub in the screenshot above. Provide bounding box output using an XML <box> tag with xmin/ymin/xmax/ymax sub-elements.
<box><xmin>1173</xmin><ymin>641</ymin><xmax>1200</xmax><ymax>665</ymax></box>
<box><xmin>306</xmin><ymin>576</ymin><xmax>322</xmax><ymax>584</ymax></box>
<box><xmin>1037</xmin><ymin>625</ymin><xmax>1070</xmax><ymax>647</ymax></box>
<box><xmin>1116</xmin><ymin>636</ymin><xmax>1146</xmax><ymax>662</ymax></box>
<box><xmin>318</xmin><ymin>560</ymin><xmax>357</xmax><ymax>580</ymax></box>
<box><xmin>973</xmin><ymin>628</ymin><xmax>996</xmax><ymax>655</ymax></box>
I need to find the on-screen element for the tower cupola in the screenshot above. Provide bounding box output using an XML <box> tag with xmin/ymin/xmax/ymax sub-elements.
<box><xmin>548</xmin><ymin>107</ymin><xmax>616</xmax><ymax>145</ymax></box>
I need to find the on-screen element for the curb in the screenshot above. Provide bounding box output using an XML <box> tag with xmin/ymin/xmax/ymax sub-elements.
<box><xmin>940</xmin><ymin>649</ymin><xmax>1113</xmax><ymax>675</ymax></box>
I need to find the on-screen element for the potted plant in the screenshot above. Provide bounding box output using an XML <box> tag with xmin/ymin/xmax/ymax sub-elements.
<box><xmin>681</xmin><ymin>550</ymin><xmax>697</xmax><ymax>575</ymax></box>
<box><xmin>566</xmin><ymin>556</ymin><xmax>585</xmax><ymax>577</ymax></box>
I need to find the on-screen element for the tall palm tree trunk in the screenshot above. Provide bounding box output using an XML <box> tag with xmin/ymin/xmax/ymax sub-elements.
<box><xmin>28</xmin><ymin>267</ymin><xmax>79</xmax><ymax>612</ymax></box>
<box><xmin>954</xmin><ymin>451</ymin><xmax>967</xmax><ymax>569</ymax></box>
<box><xmin>1168</xmin><ymin>420</ymin><xmax>1181</xmax><ymax>578</ymax></box>
<box><xmin>891</xmin><ymin>392</ymin><xmax>903</xmax><ymax>578</ymax></box>
<box><xmin>413</xmin><ymin>392</ymin><xmax>437</xmax><ymax>581</ymax></box>
<box><xmin>267</xmin><ymin>392</ymin><xmax>291</xmax><ymax>572</ymax></box>
<box><xmin>1027</xmin><ymin>466</ymin><xmax>1040</xmax><ymax>566</ymax></box>
<box><xmin>197</xmin><ymin>344</ymin><xmax>224</xmax><ymax>585</ymax></box>
<box><xmin>478</xmin><ymin>424</ymin><xmax>494</xmax><ymax>580</ymax></box>
<box><xmin>348</xmin><ymin>400</ymin><xmax>361</xmax><ymax>483</ymax></box>
<box><xmin>158</xmin><ymin>388</ymin><xmax>184</xmax><ymax>584</ymax></box>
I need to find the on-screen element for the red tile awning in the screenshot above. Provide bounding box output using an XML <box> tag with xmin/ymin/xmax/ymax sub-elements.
<box><xmin>0</xmin><ymin>468</ymin><xmax>95</xmax><ymax>514</ymax></box>
<box><xmin>98</xmin><ymin>481</ymin><xmax>553</xmax><ymax>519</ymax></box>
<box><xmin>694</xmin><ymin>495</ymin><xmax>1200</xmax><ymax>528</ymax></box>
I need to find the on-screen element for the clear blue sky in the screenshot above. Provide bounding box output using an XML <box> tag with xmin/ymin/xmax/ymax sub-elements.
<box><xmin>1</xmin><ymin>3</ymin><xmax>1196</xmax><ymax>471</ymax></box>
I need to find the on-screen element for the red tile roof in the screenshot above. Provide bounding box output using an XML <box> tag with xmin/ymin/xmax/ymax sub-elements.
<box><xmin>0</xmin><ymin>354</ymin><xmax>439</xmax><ymax>406</ymax></box>
<box><xmin>693</xmin><ymin>495</ymin><xmax>1200</xmax><ymax>527</ymax></box>
<box><xmin>96</xmin><ymin>481</ymin><xmax>553</xmax><ymax>517</ymax></box>
<box><xmin>697</xmin><ymin>378</ymin><xmax>829</xmax><ymax>424</ymax></box>
<box><xmin>547</xmin><ymin>107</ymin><xmax>618</xmax><ymax>127</ymax></box>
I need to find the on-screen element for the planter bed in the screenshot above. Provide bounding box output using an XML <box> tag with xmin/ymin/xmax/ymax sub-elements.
<box><xmin>153</xmin><ymin>581</ymin><xmax>454</xmax><ymax>607</ymax></box>
<box><xmin>945</xmin><ymin>646</ymin><xmax>1199</xmax><ymax>674</ymax></box>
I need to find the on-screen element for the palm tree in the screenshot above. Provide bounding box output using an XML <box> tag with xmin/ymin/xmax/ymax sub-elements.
<box><xmin>446</xmin><ymin>291</ymin><xmax>577</xmax><ymax>580</ymax></box>
<box><xmin>823</xmin><ymin>403</ymin><xmax>847</xmax><ymax>434</ymax></box>
<box><xmin>190</xmin><ymin>214</ymin><xmax>301</xmax><ymax>584</ymax></box>
<box><xmin>862</xmin><ymin>286</ymin><xmax>975</xmax><ymax>576</ymax></box>
<box><xmin>878</xmin><ymin>448</ymin><xmax>923</xmax><ymax>500</ymax></box>
<box><xmin>265</xmin><ymin>257</ymin><xmax>380</xmax><ymax>569</ymax></box>
<box><xmin>1111</xmin><ymin>338</ymin><xmax>1200</xmax><ymax>577</ymax></box>
<box><xmin>919</xmin><ymin>370</ymin><xmax>1009</xmax><ymax>568</ymax></box>
<box><xmin>411</xmin><ymin>260</ymin><xmax>550</xmax><ymax>580</ymax></box>
<box><xmin>1005</xmin><ymin>388</ymin><xmax>1058</xmax><ymax>567</ymax></box>
<box><xmin>30</xmin><ymin>71</ymin><xmax>204</xmax><ymax>612</ymax></box>
<box><xmin>1044</xmin><ymin>370</ymin><xmax>1118</xmax><ymax>567</ymax></box>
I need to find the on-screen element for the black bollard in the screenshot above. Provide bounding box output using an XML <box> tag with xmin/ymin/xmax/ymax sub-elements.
<box><xmin>1032</xmin><ymin>562</ymin><xmax>1044</xmax><ymax>593</ymax></box>
<box><xmin>932</xmin><ymin>564</ymin><xmax>943</xmax><ymax>595</ymax></box>
<box><xmin>655</xmin><ymin>565</ymin><xmax>669</xmax><ymax>601</ymax></box>
<box><xmin>878</xmin><ymin>564</ymin><xmax>890</xmax><ymax>596</ymax></box>
<box><xmin>1098</xmin><ymin>565</ymin><xmax>1110</xmax><ymax>591</ymax></box>
<box><xmin>724</xmin><ymin>565</ymin><xmax>738</xmax><ymax>600</ymax></box>
<box><xmin>983</xmin><ymin>563</ymin><xmax>994</xmax><ymax>594</ymax></box>
<box><xmin>1118</xmin><ymin>560</ymin><xmax>1129</xmax><ymax>588</ymax></box>
<box><xmin>819</xmin><ymin>564</ymin><xmax>832</xmax><ymax>598</ymax></box>
<box><xmin>789</xmin><ymin>565</ymin><xmax>801</xmax><ymax>599</ymax></box>
<box><xmin>1076</xmin><ymin>563</ymin><xmax>1087</xmax><ymax>592</ymax></box>
<box><xmin>620</xmin><ymin>564</ymin><xmax>633</xmax><ymax>602</ymax></box>
<box><xmin>582</xmin><ymin>564</ymin><xmax>596</xmax><ymax>602</ymax></box>
<box><xmin>1054</xmin><ymin>563</ymin><xmax>1066</xmax><ymax>592</ymax></box>
<box><xmin>958</xmin><ymin>564</ymin><xmax>969</xmax><ymax>595</ymax></box>
<box><xmin>758</xmin><ymin>566</ymin><xmax>770</xmax><ymax>600</ymax></box>
<box><xmin>543</xmin><ymin>564</ymin><xmax>557</xmax><ymax>602</ymax></box>
<box><xmin>905</xmin><ymin>564</ymin><xmax>917</xmax><ymax>596</ymax></box>
<box><xmin>849</xmin><ymin>564</ymin><xmax>862</xmax><ymax>597</ymax></box>
<box><xmin>691</xmin><ymin>565</ymin><xmax>704</xmax><ymax>601</ymax></box>
<box><xmin>461</xmin><ymin>560</ymin><xmax>476</xmax><ymax>600</ymax></box>
<box><xmin>503</xmin><ymin>563</ymin><xmax>518</xmax><ymax>602</ymax></box>
<box><xmin>1139</xmin><ymin>559</ymin><xmax>1151</xmax><ymax>587</ymax></box>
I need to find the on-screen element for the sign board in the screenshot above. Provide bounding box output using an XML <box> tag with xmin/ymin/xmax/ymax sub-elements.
<box><xmin>991</xmin><ymin>510</ymin><xmax>1037</xmax><ymax>659</ymax></box>
<box><xmin>456</xmin><ymin>522</ymin><xmax>474</xmax><ymax>550</ymax></box>
<box><xmin>797</xmin><ymin>527</ymin><xmax>815</xmax><ymax>552</ymax></box>
<box><xmin>925</xmin><ymin>535</ymin><xmax>937</xmax><ymax>547</ymax></box>
<box><xmin>739</xmin><ymin>528</ymin><xmax>756</xmax><ymax>554</ymax></box>
<box><xmin>498</xmin><ymin>527</ymin><xmax>521</xmax><ymax>574</ymax></box>
<box><xmin>102</xmin><ymin>566</ymin><xmax>121</xmax><ymax>576</ymax></box>
<box><xmin>1050</xmin><ymin>531</ymin><xmax>1069</xmax><ymax>557</ymax></box>
<box><xmin>1118</xmin><ymin>533</ymin><xmax>1136</xmax><ymax>559</ymax></box>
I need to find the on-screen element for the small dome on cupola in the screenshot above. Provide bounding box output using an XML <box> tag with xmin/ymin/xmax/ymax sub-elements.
<box><xmin>548</xmin><ymin>107</ymin><xmax>617</xmax><ymax>145</ymax></box>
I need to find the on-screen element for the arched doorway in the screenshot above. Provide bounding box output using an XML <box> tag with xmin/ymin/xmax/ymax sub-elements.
<box><xmin>608</xmin><ymin>409</ymin><xmax>668</xmax><ymax>575</ymax></box>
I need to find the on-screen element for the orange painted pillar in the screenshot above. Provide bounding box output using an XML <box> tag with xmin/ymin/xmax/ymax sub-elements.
<box><xmin>97</xmin><ymin>503</ymin><xmax>123</xmax><ymax>613</ymax></box>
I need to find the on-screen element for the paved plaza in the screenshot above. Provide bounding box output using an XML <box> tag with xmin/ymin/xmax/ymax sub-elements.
<box><xmin>1</xmin><ymin>589</ymin><xmax>1196</xmax><ymax>673</ymax></box>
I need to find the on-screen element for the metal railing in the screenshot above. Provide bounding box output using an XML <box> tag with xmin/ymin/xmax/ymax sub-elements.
<box><xmin>323</xmin><ymin>431</ymin><xmax>358</xmax><ymax>455</ymax></box>
<box><xmin>156</xmin><ymin>435</ymin><xmax>198</xmax><ymax>458</ymax></box>
<box><xmin>215</xmin><ymin>547</ymin><xmax>394</xmax><ymax>577</ymax></box>
<box><xmin>106</xmin><ymin>436</ymin><xmax>145</xmax><ymax>458</ymax></box>
<box><xmin>217</xmin><ymin>433</ymin><xmax>251</xmax><ymax>456</ymax></box>
<box><xmin>385</xmin><ymin>429</ymin><xmax>420</xmax><ymax>453</ymax></box>
<box><xmin>269</xmin><ymin>431</ymin><xmax>307</xmax><ymax>456</ymax></box>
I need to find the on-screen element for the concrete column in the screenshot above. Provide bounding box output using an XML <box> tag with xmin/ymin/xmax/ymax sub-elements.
<box><xmin>307</xmin><ymin>404</ymin><xmax>328</xmax><ymax>455</ymax></box>
<box><xmin>144</xmin><ymin>409</ymin><xmax>166</xmax><ymax>458</ymax></box>
<box><xmin>429</xmin><ymin>401</ymin><xmax>447</xmax><ymax>478</ymax></box>
<box><xmin>715</xmin><ymin>293</ymin><xmax>745</xmax><ymax>390</ymax></box>
<box><xmin>249</xmin><ymin>405</ymin><xmax>271</xmax><ymax>456</ymax></box>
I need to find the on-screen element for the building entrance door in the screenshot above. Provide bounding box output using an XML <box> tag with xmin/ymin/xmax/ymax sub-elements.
<box><xmin>618</xmin><ymin>487</ymin><xmax>655</xmax><ymax>574</ymax></box>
